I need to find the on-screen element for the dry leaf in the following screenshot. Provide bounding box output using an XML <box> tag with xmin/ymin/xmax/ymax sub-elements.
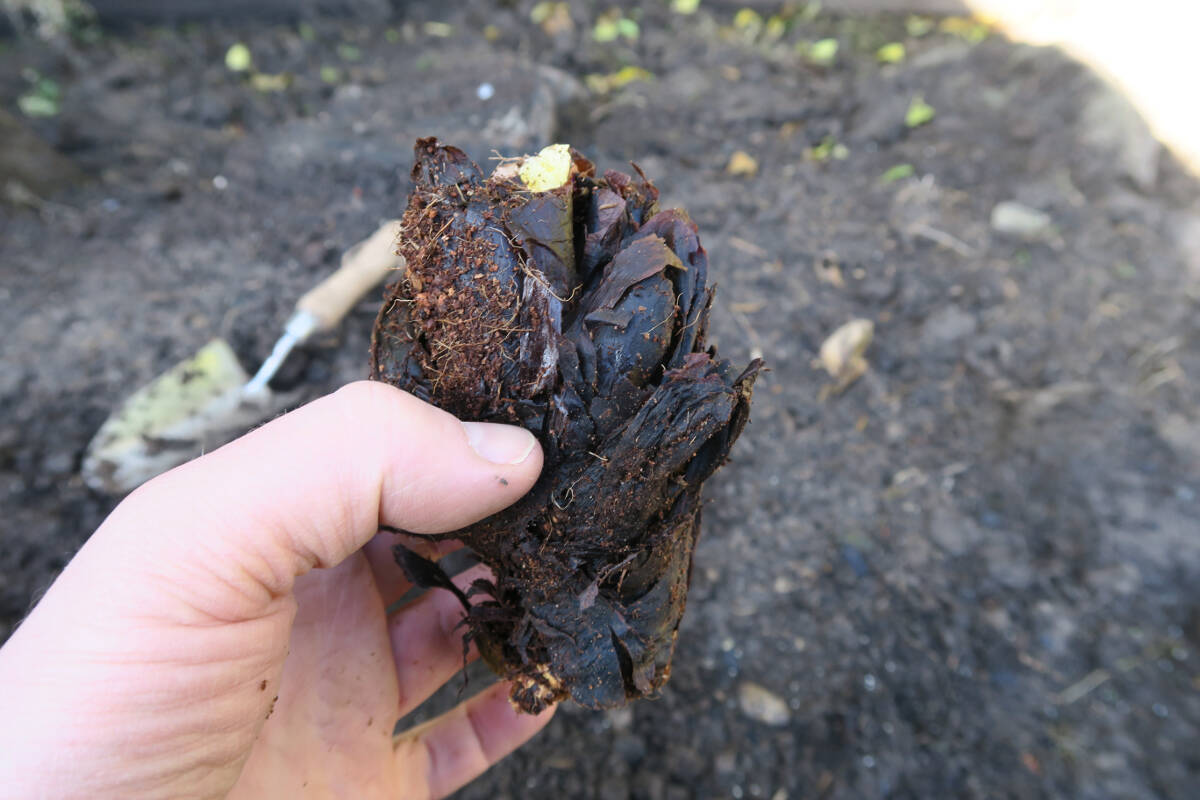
<box><xmin>726</xmin><ymin>150</ymin><xmax>759</xmax><ymax>177</ymax></box>
<box><xmin>816</xmin><ymin>318</ymin><xmax>873</xmax><ymax>397</ymax></box>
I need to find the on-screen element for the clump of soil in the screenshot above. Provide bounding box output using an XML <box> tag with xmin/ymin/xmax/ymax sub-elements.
<box><xmin>371</xmin><ymin>138</ymin><xmax>760</xmax><ymax>712</ymax></box>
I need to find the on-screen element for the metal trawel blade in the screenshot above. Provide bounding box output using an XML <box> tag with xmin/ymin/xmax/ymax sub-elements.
<box><xmin>81</xmin><ymin>339</ymin><xmax>299</xmax><ymax>494</ymax></box>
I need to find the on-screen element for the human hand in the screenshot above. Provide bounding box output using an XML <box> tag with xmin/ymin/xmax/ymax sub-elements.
<box><xmin>0</xmin><ymin>381</ymin><xmax>555</xmax><ymax>799</ymax></box>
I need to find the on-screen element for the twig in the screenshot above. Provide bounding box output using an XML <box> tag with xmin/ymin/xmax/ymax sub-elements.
<box><xmin>910</xmin><ymin>222</ymin><xmax>978</xmax><ymax>258</ymax></box>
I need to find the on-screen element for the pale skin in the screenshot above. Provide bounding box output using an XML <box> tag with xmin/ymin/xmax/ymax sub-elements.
<box><xmin>0</xmin><ymin>381</ymin><xmax>556</xmax><ymax>798</ymax></box>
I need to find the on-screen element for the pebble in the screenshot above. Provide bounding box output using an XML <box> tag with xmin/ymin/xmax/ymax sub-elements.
<box><xmin>773</xmin><ymin>575</ymin><xmax>797</xmax><ymax>594</ymax></box>
<box><xmin>1081</xmin><ymin>87</ymin><xmax>1160</xmax><ymax>190</ymax></box>
<box><xmin>920</xmin><ymin>305</ymin><xmax>978</xmax><ymax>349</ymax></box>
<box><xmin>606</xmin><ymin>706</ymin><xmax>633</xmax><ymax>732</ymax></box>
<box><xmin>991</xmin><ymin>201</ymin><xmax>1053</xmax><ymax>240</ymax></box>
<box><xmin>738</xmin><ymin>682</ymin><xmax>790</xmax><ymax>726</ymax></box>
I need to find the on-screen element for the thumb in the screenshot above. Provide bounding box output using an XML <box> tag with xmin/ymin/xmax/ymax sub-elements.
<box><xmin>0</xmin><ymin>382</ymin><xmax>541</xmax><ymax>798</ymax></box>
<box><xmin>64</xmin><ymin>381</ymin><xmax>541</xmax><ymax>623</ymax></box>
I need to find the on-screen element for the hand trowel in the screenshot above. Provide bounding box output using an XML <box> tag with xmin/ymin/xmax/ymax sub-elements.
<box><xmin>81</xmin><ymin>220</ymin><xmax>405</xmax><ymax>495</ymax></box>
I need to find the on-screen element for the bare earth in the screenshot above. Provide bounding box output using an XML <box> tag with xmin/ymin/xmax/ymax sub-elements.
<box><xmin>2</xmin><ymin>3</ymin><xmax>1199</xmax><ymax>798</ymax></box>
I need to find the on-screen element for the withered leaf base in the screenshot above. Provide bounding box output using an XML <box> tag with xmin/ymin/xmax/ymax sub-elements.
<box><xmin>371</xmin><ymin>139</ymin><xmax>760</xmax><ymax>712</ymax></box>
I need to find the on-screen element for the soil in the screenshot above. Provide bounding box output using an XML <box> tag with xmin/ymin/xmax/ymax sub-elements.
<box><xmin>3</xmin><ymin>2</ymin><xmax>1200</xmax><ymax>798</ymax></box>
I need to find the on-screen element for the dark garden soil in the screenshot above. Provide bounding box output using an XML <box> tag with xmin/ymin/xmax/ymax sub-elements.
<box><xmin>2</xmin><ymin>2</ymin><xmax>1199</xmax><ymax>798</ymax></box>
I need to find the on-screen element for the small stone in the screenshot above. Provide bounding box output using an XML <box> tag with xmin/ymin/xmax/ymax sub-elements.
<box><xmin>920</xmin><ymin>305</ymin><xmax>978</xmax><ymax>349</ymax></box>
<box><xmin>738</xmin><ymin>682</ymin><xmax>790</xmax><ymax>726</ymax></box>
<box><xmin>991</xmin><ymin>201</ymin><xmax>1053</xmax><ymax>240</ymax></box>
<box><xmin>1081</xmin><ymin>86</ymin><xmax>1160</xmax><ymax>190</ymax></box>
<box><xmin>928</xmin><ymin>505</ymin><xmax>983</xmax><ymax>555</ymax></box>
<box><xmin>606</xmin><ymin>705</ymin><xmax>633</xmax><ymax>732</ymax></box>
<box><xmin>773</xmin><ymin>575</ymin><xmax>797</xmax><ymax>594</ymax></box>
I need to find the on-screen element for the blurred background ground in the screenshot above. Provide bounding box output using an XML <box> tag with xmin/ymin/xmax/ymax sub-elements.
<box><xmin>3</xmin><ymin>1</ymin><xmax>1200</xmax><ymax>798</ymax></box>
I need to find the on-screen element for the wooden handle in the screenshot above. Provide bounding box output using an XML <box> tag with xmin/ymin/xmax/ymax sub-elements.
<box><xmin>295</xmin><ymin>220</ymin><xmax>406</xmax><ymax>331</ymax></box>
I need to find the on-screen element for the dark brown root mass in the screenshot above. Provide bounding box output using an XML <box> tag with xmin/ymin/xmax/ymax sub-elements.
<box><xmin>371</xmin><ymin>138</ymin><xmax>761</xmax><ymax>712</ymax></box>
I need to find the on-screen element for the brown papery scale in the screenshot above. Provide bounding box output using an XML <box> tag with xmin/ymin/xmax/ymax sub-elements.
<box><xmin>371</xmin><ymin>138</ymin><xmax>761</xmax><ymax>713</ymax></box>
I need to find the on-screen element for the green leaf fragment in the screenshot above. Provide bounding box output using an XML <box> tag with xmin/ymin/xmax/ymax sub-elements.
<box><xmin>806</xmin><ymin>137</ymin><xmax>844</xmax><ymax>163</ymax></box>
<box><xmin>320</xmin><ymin>65</ymin><xmax>342</xmax><ymax>84</ymax></box>
<box><xmin>733</xmin><ymin>8</ymin><xmax>762</xmax><ymax>32</ymax></box>
<box><xmin>905</xmin><ymin>15</ymin><xmax>935</xmax><ymax>37</ymax></box>
<box><xmin>940</xmin><ymin>17</ymin><xmax>990</xmax><ymax>44</ymax></box>
<box><xmin>806</xmin><ymin>136</ymin><xmax>848</xmax><ymax>162</ymax></box>
<box><xmin>876</xmin><ymin>42</ymin><xmax>905</xmax><ymax>63</ymax></box>
<box><xmin>585</xmin><ymin>65</ymin><xmax>654</xmax><ymax>93</ymax></box>
<box><xmin>593</xmin><ymin>19</ymin><xmax>618</xmax><ymax>42</ymax></box>
<box><xmin>879</xmin><ymin>164</ymin><xmax>915</xmax><ymax>184</ymax></box>
<box><xmin>225</xmin><ymin>42</ymin><xmax>252</xmax><ymax>72</ymax></box>
<box><xmin>671</xmin><ymin>0</ymin><xmax>700</xmax><ymax>14</ymax></box>
<box><xmin>250</xmin><ymin>73</ymin><xmax>290</xmax><ymax>92</ymax></box>
<box><xmin>905</xmin><ymin>97</ymin><xmax>935</xmax><ymax>128</ymax></box>
<box><xmin>615</xmin><ymin>18</ymin><xmax>639</xmax><ymax>40</ymax></box>
<box><xmin>808</xmin><ymin>38</ymin><xmax>838</xmax><ymax>66</ymax></box>
<box><xmin>18</xmin><ymin>93</ymin><xmax>58</xmax><ymax>117</ymax></box>
<box><xmin>594</xmin><ymin>12</ymin><xmax>637</xmax><ymax>42</ymax></box>
<box><xmin>337</xmin><ymin>43</ymin><xmax>362</xmax><ymax>61</ymax></box>
<box><xmin>611</xmin><ymin>65</ymin><xmax>652</xmax><ymax>86</ymax></box>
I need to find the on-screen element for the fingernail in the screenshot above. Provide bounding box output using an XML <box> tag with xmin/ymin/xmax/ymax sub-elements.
<box><xmin>462</xmin><ymin>422</ymin><xmax>537</xmax><ymax>465</ymax></box>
